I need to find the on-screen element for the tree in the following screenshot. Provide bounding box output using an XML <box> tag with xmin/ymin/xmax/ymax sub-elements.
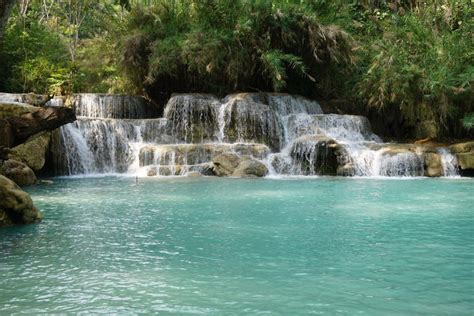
<box><xmin>0</xmin><ymin>0</ymin><xmax>17</xmax><ymax>39</ymax></box>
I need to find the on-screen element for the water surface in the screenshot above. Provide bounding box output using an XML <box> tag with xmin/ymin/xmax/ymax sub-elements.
<box><xmin>1</xmin><ymin>177</ymin><xmax>473</xmax><ymax>314</ymax></box>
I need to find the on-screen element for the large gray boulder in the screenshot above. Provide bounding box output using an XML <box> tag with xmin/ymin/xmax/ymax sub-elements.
<box><xmin>0</xmin><ymin>175</ymin><xmax>42</xmax><ymax>227</ymax></box>
<box><xmin>2</xmin><ymin>159</ymin><xmax>37</xmax><ymax>186</ymax></box>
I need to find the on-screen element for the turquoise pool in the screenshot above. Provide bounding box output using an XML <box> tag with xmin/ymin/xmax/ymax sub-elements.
<box><xmin>1</xmin><ymin>177</ymin><xmax>473</xmax><ymax>314</ymax></box>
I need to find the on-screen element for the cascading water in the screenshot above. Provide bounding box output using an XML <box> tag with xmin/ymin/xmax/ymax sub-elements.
<box><xmin>438</xmin><ymin>148</ymin><xmax>460</xmax><ymax>177</ymax></box>
<box><xmin>49</xmin><ymin>92</ymin><xmax>459</xmax><ymax>177</ymax></box>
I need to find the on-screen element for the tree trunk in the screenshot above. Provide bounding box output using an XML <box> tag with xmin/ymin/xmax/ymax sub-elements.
<box><xmin>0</xmin><ymin>0</ymin><xmax>17</xmax><ymax>40</ymax></box>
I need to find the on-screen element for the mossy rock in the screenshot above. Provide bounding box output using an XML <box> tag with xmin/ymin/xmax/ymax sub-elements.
<box><xmin>450</xmin><ymin>142</ymin><xmax>474</xmax><ymax>154</ymax></box>
<box><xmin>2</xmin><ymin>160</ymin><xmax>37</xmax><ymax>186</ymax></box>
<box><xmin>457</xmin><ymin>151</ymin><xmax>474</xmax><ymax>171</ymax></box>
<box><xmin>423</xmin><ymin>153</ymin><xmax>443</xmax><ymax>177</ymax></box>
<box><xmin>0</xmin><ymin>102</ymin><xmax>38</xmax><ymax>119</ymax></box>
<box><xmin>0</xmin><ymin>175</ymin><xmax>42</xmax><ymax>227</ymax></box>
<box><xmin>10</xmin><ymin>132</ymin><xmax>51</xmax><ymax>171</ymax></box>
<box><xmin>232</xmin><ymin>157</ymin><xmax>268</xmax><ymax>178</ymax></box>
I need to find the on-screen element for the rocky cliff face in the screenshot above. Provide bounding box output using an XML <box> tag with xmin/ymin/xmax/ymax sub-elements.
<box><xmin>0</xmin><ymin>98</ymin><xmax>76</xmax><ymax>227</ymax></box>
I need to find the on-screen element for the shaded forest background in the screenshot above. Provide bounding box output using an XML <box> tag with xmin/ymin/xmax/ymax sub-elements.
<box><xmin>0</xmin><ymin>0</ymin><xmax>472</xmax><ymax>139</ymax></box>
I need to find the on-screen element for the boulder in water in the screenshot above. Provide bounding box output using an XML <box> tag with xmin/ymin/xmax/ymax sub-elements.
<box><xmin>147</xmin><ymin>167</ymin><xmax>158</xmax><ymax>177</ymax></box>
<box><xmin>213</xmin><ymin>152</ymin><xmax>268</xmax><ymax>178</ymax></box>
<box><xmin>212</xmin><ymin>153</ymin><xmax>241</xmax><ymax>176</ymax></box>
<box><xmin>0</xmin><ymin>175</ymin><xmax>42</xmax><ymax>227</ymax></box>
<box><xmin>233</xmin><ymin>157</ymin><xmax>268</xmax><ymax>178</ymax></box>
<box><xmin>2</xmin><ymin>159</ymin><xmax>37</xmax><ymax>186</ymax></box>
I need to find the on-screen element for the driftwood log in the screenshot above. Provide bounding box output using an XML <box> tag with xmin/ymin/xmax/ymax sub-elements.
<box><xmin>0</xmin><ymin>106</ymin><xmax>76</xmax><ymax>157</ymax></box>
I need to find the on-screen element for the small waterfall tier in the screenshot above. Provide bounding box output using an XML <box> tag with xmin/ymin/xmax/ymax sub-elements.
<box><xmin>48</xmin><ymin>92</ymin><xmax>459</xmax><ymax>177</ymax></box>
<box><xmin>0</xmin><ymin>93</ymin><xmax>159</xmax><ymax>119</ymax></box>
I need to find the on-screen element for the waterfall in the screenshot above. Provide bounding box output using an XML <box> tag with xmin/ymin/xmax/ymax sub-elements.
<box><xmin>41</xmin><ymin>92</ymin><xmax>459</xmax><ymax>177</ymax></box>
<box><xmin>73</xmin><ymin>94</ymin><xmax>159</xmax><ymax>119</ymax></box>
<box><xmin>438</xmin><ymin>148</ymin><xmax>460</xmax><ymax>177</ymax></box>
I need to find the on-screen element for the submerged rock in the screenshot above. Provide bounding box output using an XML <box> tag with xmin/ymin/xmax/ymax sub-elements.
<box><xmin>0</xmin><ymin>175</ymin><xmax>42</xmax><ymax>227</ymax></box>
<box><xmin>2</xmin><ymin>159</ymin><xmax>37</xmax><ymax>186</ymax></box>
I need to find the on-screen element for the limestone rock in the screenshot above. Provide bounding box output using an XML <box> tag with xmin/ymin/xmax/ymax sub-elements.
<box><xmin>0</xmin><ymin>175</ymin><xmax>42</xmax><ymax>227</ymax></box>
<box><xmin>147</xmin><ymin>167</ymin><xmax>157</xmax><ymax>177</ymax></box>
<box><xmin>139</xmin><ymin>143</ymin><xmax>270</xmax><ymax>167</ymax></box>
<box><xmin>2</xmin><ymin>159</ymin><xmax>37</xmax><ymax>186</ymax></box>
<box><xmin>0</xmin><ymin>119</ymin><xmax>12</xmax><ymax>149</ymax></box>
<box><xmin>456</xmin><ymin>151</ymin><xmax>474</xmax><ymax>174</ymax></box>
<box><xmin>450</xmin><ymin>142</ymin><xmax>474</xmax><ymax>154</ymax></box>
<box><xmin>337</xmin><ymin>163</ymin><xmax>356</xmax><ymax>176</ymax></box>
<box><xmin>232</xmin><ymin>157</ymin><xmax>268</xmax><ymax>178</ymax></box>
<box><xmin>164</xmin><ymin>94</ymin><xmax>220</xmax><ymax>142</ymax></box>
<box><xmin>0</xmin><ymin>102</ymin><xmax>38</xmax><ymax>119</ymax></box>
<box><xmin>290</xmin><ymin>136</ymin><xmax>340</xmax><ymax>175</ymax></box>
<box><xmin>10</xmin><ymin>132</ymin><xmax>51</xmax><ymax>171</ymax></box>
<box><xmin>212</xmin><ymin>153</ymin><xmax>240</xmax><ymax>176</ymax></box>
<box><xmin>223</xmin><ymin>99</ymin><xmax>283</xmax><ymax>151</ymax></box>
<box><xmin>187</xmin><ymin>171</ymin><xmax>202</xmax><ymax>177</ymax></box>
<box><xmin>423</xmin><ymin>153</ymin><xmax>443</xmax><ymax>177</ymax></box>
<box><xmin>5</xmin><ymin>106</ymin><xmax>75</xmax><ymax>147</ymax></box>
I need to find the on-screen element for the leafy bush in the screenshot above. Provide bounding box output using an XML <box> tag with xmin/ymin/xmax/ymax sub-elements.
<box><xmin>0</xmin><ymin>18</ymin><xmax>70</xmax><ymax>93</ymax></box>
<box><xmin>355</xmin><ymin>1</ymin><xmax>473</xmax><ymax>136</ymax></box>
<box><xmin>121</xmin><ymin>0</ymin><xmax>354</xmax><ymax>99</ymax></box>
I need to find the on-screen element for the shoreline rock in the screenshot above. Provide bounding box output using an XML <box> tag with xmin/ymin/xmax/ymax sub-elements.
<box><xmin>0</xmin><ymin>175</ymin><xmax>42</xmax><ymax>227</ymax></box>
<box><xmin>2</xmin><ymin>159</ymin><xmax>37</xmax><ymax>186</ymax></box>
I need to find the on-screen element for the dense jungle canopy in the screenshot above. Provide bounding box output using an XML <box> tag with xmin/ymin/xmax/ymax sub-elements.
<box><xmin>0</xmin><ymin>0</ymin><xmax>472</xmax><ymax>138</ymax></box>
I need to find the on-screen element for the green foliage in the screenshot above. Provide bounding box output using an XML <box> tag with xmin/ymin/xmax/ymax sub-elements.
<box><xmin>0</xmin><ymin>17</ymin><xmax>70</xmax><ymax>93</ymax></box>
<box><xmin>464</xmin><ymin>113</ymin><xmax>474</xmax><ymax>129</ymax></box>
<box><xmin>0</xmin><ymin>0</ymin><xmax>129</xmax><ymax>94</ymax></box>
<box><xmin>0</xmin><ymin>0</ymin><xmax>472</xmax><ymax>138</ymax></box>
<box><xmin>121</xmin><ymin>0</ymin><xmax>354</xmax><ymax>97</ymax></box>
<box><xmin>354</xmin><ymin>0</ymin><xmax>473</xmax><ymax>135</ymax></box>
